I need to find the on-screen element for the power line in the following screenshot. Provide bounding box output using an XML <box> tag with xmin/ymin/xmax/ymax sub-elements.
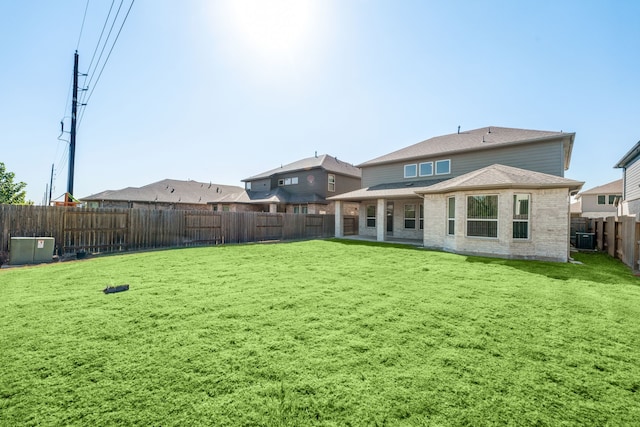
<box><xmin>76</xmin><ymin>0</ymin><xmax>91</xmax><ymax>51</ymax></box>
<box><xmin>78</xmin><ymin>0</ymin><xmax>125</xmax><ymax>108</ymax></box>
<box><xmin>78</xmin><ymin>0</ymin><xmax>135</xmax><ymax>128</ymax></box>
<box><xmin>80</xmin><ymin>0</ymin><xmax>116</xmax><ymax>101</ymax></box>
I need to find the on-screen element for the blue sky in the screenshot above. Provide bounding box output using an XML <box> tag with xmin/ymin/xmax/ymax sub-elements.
<box><xmin>1</xmin><ymin>0</ymin><xmax>639</xmax><ymax>203</ymax></box>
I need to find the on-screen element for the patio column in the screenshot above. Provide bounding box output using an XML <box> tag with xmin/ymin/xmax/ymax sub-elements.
<box><xmin>335</xmin><ymin>200</ymin><xmax>343</xmax><ymax>238</ymax></box>
<box><xmin>269</xmin><ymin>203</ymin><xmax>277</xmax><ymax>213</ymax></box>
<box><xmin>376</xmin><ymin>198</ymin><xmax>386</xmax><ymax>241</ymax></box>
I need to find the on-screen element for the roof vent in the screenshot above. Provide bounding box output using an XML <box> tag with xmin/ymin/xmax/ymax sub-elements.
<box><xmin>488</xmin><ymin>127</ymin><xmax>492</xmax><ymax>133</ymax></box>
<box><xmin>482</xmin><ymin>135</ymin><xmax>485</xmax><ymax>143</ymax></box>
<box><xmin>457</xmin><ymin>125</ymin><xmax>460</xmax><ymax>134</ymax></box>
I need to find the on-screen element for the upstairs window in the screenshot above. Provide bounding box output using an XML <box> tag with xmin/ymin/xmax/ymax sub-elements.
<box><xmin>328</xmin><ymin>174</ymin><xmax>336</xmax><ymax>192</ymax></box>
<box><xmin>608</xmin><ymin>195</ymin><xmax>617</xmax><ymax>205</ymax></box>
<box><xmin>436</xmin><ymin>159</ymin><xmax>451</xmax><ymax>175</ymax></box>
<box><xmin>404</xmin><ymin>164</ymin><xmax>417</xmax><ymax>178</ymax></box>
<box><xmin>597</xmin><ymin>195</ymin><xmax>605</xmax><ymax>205</ymax></box>
<box><xmin>467</xmin><ymin>195</ymin><xmax>498</xmax><ymax>238</ymax></box>
<box><xmin>513</xmin><ymin>194</ymin><xmax>530</xmax><ymax>239</ymax></box>
<box><xmin>419</xmin><ymin>162</ymin><xmax>433</xmax><ymax>176</ymax></box>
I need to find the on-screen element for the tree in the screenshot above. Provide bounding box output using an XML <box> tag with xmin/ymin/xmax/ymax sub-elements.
<box><xmin>0</xmin><ymin>162</ymin><xmax>27</xmax><ymax>204</ymax></box>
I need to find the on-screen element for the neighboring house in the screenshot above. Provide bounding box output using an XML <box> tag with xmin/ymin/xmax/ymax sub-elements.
<box><xmin>615</xmin><ymin>140</ymin><xmax>640</xmax><ymax>217</ymax></box>
<box><xmin>238</xmin><ymin>154</ymin><xmax>361</xmax><ymax>214</ymax></box>
<box><xmin>573</xmin><ymin>179</ymin><xmax>622</xmax><ymax>218</ymax></box>
<box><xmin>330</xmin><ymin>126</ymin><xmax>583</xmax><ymax>262</ymax></box>
<box><xmin>82</xmin><ymin>179</ymin><xmax>244</xmax><ymax>210</ymax></box>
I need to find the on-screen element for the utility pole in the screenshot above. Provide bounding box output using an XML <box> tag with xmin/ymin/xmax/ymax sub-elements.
<box><xmin>48</xmin><ymin>163</ymin><xmax>54</xmax><ymax>205</ymax></box>
<box><xmin>67</xmin><ymin>50</ymin><xmax>79</xmax><ymax>201</ymax></box>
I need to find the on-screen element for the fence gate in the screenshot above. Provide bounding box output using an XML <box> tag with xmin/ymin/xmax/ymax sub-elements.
<box><xmin>184</xmin><ymin>212</ymin><xmax>223</xmax><ymax>245</ymax></box>
<box><xmin>63</xmin><ymin>210</ymin><xmax>129</xmax><ymax>254</ymax></box>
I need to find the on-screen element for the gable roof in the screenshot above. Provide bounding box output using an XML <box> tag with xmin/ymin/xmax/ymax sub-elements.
<box><xmin>415</xmin><ymin>164</ymin><xmax>584</xmax><ymax>194</ymax></box>
<box><xmin>576</xmin><ymin>179</ymin><xmax>622</xmax><ymax>198</ymax></box>
<box><xmin>359</xmin><ymin>126</ymin><xmax>575</xmax><ymax>170</ymax></box>
<box><xmin>82</xmin><ymin>179</ymin><xmax>244</xmax><ymax>204</ymax></box>
<box><xmin>243</xmin><ymin>154</ymin><xmax>361</xmax><ymax>181</ymax></box>
<box><xmin>615</xmin><ymin>140</ymin><xmax>640</xmax><ymax>169</ymax></box>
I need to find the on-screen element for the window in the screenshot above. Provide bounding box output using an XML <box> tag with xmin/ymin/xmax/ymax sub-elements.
<box><xmin>419</xmin><ymin>203</ymin><xmax>424</xmax><ymax>229</ymax></box>
<box><xmin>447</xmin><ymin>197</ymin><xmax>455</xmax><ymax>235</ymax></box>
<box><xmin>513</xmin><ymin>194</ymin><xmax>530</xmax><ymax>239</ymax></box>
<box><xmin>285</xmin><ymin>178</ymin><xmax>291</xmax><ymax>185</ymax></box>
<box><xmin>328</xmin><ymin>174</ymin><xmax>336</xmax><ymax>192</ymax></box>
<box><xmin>222</xmin><ymin>205</ymin><xmax>230</xmax><ymax>212</ymax></box>
<box><xmin>597</xmin><ymin>195</ymin><xmax>605</xmax><ymax>205</ymax></box>
<box><xmin>467</xmin><ymin>195</ymin><xmax>498</xmax><ymax>238</ymax></box>
<box><xmin>366</xmin><ymin>205</ymin><xmax>376</xmax><ymax>227</ymax></box>
<box><xmin>404</xmin><ymin>204</ymin><xmax>416</xmax><ymax>229</ymax></box>
<box><xmin>436</xmin><ymin>159</ymin><xmax>451</xmax><ymax>175</ymax></box>
<box><xmin>245</xmin><ymin>182</ymin><xmax>252</xmax><ymax>190</ymax></box>
<box><xmin>291</xmin><ymin>177</ymin><xmax>299</xmax><ymax>185</ymax></box>
<box><xmin>608</xmin><ymin>195</ymin><xmax>617</xmax><ymax>205</ymax></box>
<box><xmin>419</xmin><ymin>162</ymin><xmax>433</xmax><ymax>176</ymax></box>
<box><xmin>278</xmin><ymin>179</ymin><xmax>285</xmax><ymax>186</ymax></box>
<box><xmin>293</xmin><ymin>204</ymin><xmax>308</xmax><ymax>214</ymax></box>
<box><xmin>404</xmin><ymin>164</ymin><xmax>417</xmax><ymax>178</ymax></box>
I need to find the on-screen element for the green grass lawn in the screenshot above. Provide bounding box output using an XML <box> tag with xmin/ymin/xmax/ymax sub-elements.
<box><xmin>1</xmin><ymin>239</ymin><xmax>640</xmax><ymax>426</ymax></box>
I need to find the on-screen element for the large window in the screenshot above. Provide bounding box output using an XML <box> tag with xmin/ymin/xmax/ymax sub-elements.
<box><xmin>404</xmin><ymin>204</ymin><xmax>416</xmax><ymax>229</ymax></box>
<box><xmin>366</xmin><ymin>205</ymin><xmax>376</xmax><ymax>227</ymax></box>
<box><xmin>597</xmin><ymin>195</ymin><xmax>605</xmax><ymax>205</ymax></box>
<box><xmin>467</xmin><ymin>195</ymin><xmax>498</xmax><ymax>238</ymax></box>
<box><xmin>328</xmin><ymin>174</ymin><xmax>336</xmax><ymax>192</ymax></box>
<box><xmin>404</xmin><ymin>164</ymin><xmax>417</xmax><ymax>178</ymax></box>
<box><xmin>436</xmin><ymin>159</ymin><xmax>451</xmax><ymax>175</ymax></box>
<box><xmin>419</xmin><ymin>162</ymin><xmax>433</xmax><ymax>176</ymax></box>
<box><xmin>447</xmin><ymin>197</ymin><xmax>455</xmax><ymax>235</ymax></box>
<box><xmin>513</xmin><ymin>194</ymin><xmax>530</xmax><ymax>239</ymax></box>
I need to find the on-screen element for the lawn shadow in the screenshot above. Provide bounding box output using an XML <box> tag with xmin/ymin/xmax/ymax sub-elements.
<box><xmin>329</xmin><ymin>238</ymin><xmax>426</xmax><ymax>251</ymax></box>
<box><xmin>465</xmin><ymin>252</ymin><xmax>638</xmax><ymax>286</ymax></box>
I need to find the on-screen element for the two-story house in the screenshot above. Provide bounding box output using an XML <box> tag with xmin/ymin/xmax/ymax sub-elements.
<box><xmin>573</xmin><ymin>179</ymin><xmax>622</xmax><ymax>218</ymax></box>
<box><xmin>331</xmin><ymin>126</ymin><xmax>583</xmax><ymax>262</ymax></box>
<box><xmin>615</xmin><ymin>140</ymin><xmax>640</xmax><ymax>217</ymax></box>
<box><xmin>235</xmin><ymin>154</ymin><xmax>361</xmax><ymax>214</ymax></box>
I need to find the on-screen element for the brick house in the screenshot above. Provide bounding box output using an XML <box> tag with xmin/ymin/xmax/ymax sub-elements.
<box><xmin>331</xmin><ymin>126</ymin><xmax>583</xmax><ymax>262</ymax></box>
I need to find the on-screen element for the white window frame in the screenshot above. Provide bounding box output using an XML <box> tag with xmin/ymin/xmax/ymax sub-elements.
<box><xmin>435</xmin><ymin>159</ymin><xmax>451</xmax><ymax>175</ymax></box>
<box><xmin>513</xmin><ymin>194</ymin><xmax>530</xmax><ymax>240</ymax></box>
<box><xmin>597</xmin><ymin>195</ymin><xmax>605</xmax><ymax>205</ymax></box>
<box><xmin>366</xmin><ymin>205</ymin><xmax>376</xmax><ymax>227</ymax></box>
<box><xmin>278</xmin><ymin>179</ymin><xmax>285</xmax><ymax>186</ymax></box>
<box><xmin>291</xmin><ymin>177</ymin><xmax>299</xmax><ymax>185</ymax></box>
<box><xmin>466</xmin><ymin>195</ymin><xmax>498</xmax><ymax>238</ymax></box>
<box><xmin>447</xmin><ymin>196</ymin><xmax>455</xmax><ymax>236</ymax></box>
<box><xmin>328</xmin><ymin>174</ymin><xmax>336</xmax><ymax>192</ymax></box>
<box><xmin>404</xmin><ymin>204</ymin><xmax>416</xmax><ymax>229</ymax></box>
<box><xmin>419</xmin><ymin>162</ymin><xmax>433</xmax><ymax>177</ymax></box>
<box><xmin>245</xmin><ymin>182</ymin><xmax>252</xmax><ymax>190</ymax></box>
<box><xmin>404</xmin><ymin>164</ymin><xmax>418</xmax><ymax>178</ymax></box>
<box><xmin>419</xmin><ymin>203</ymin><xmax>424</xmax><ymax>230</ymax></box>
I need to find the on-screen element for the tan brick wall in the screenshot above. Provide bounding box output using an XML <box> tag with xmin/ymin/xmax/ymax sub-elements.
<box><xmin>424</xmin><ymin>188</ymin><xmax>571</xmax><ymax>262</ymax></box>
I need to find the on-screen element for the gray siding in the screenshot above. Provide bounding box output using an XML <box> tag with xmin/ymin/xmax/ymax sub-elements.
<box><xmin>362</xmin><ymin>140</ymin><xmax>565</xmax><ymax>188</ymax></box>
<box><xmin>624</xmin><ymin>159</ymin><xmax>640</xmax><ymax>202</ymax></box>
<box><xmin>266</xmin><ymin>169</ymin><xmax>362</xmax><ymax>198</ymax></box>
<box><xmin>247</xmin><ymin>178</ymin><xmax>272</xmax><ymax>192</ymax></box>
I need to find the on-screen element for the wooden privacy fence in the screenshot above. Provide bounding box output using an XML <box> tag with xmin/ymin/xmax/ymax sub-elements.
<box><xmin>589</xmin><ymin>216</ymin><xmax>640</xmax><ymax>271</ymax></box>
<box><xmin>0</xmin><ymin>205</ymin><xmax>356</xmax><ymax>256</ymax></box>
